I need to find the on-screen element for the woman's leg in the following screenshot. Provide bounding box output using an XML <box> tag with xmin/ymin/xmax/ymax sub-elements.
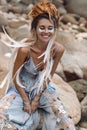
<box><xmin>39</xmin><ymin>90</ymin><xmax>76</xmax><ymax>130</ymax></box>
<box><xmin>39</xmin><ymin>93</ymin><xmax>59</xmax><ymax>130</ymax></box>
<box><xmin>28</xmin><ymin>110</ymin><xmax>40</xmax><ymax>130</ymax></box>
<box><xmin>54</xmin><ymin>98</ymin><xmax>76</xmax><ymax>130</ymax></box>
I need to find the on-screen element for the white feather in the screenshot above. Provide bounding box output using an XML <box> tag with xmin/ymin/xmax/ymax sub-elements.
<box><xmin>0</xmin><ymin>73</ymin><xmax>9</xmax><ymax>88</ymax></box>
<box><xmin>2</xmin><ymin>26</ymin><xmax>28</xmax><ymax>47</ymax></box>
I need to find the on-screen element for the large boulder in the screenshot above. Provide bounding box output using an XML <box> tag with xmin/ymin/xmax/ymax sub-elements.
<box><xmin>69</xmin><ymin>79</ymin><xmax>87</xmax><ymax>101</ymax></box>
<box><xmin>56</xmin><ymin>31</ymin><xmax>87</xmax><ymax>81</ymax></box>
<box><xmin>52</xmin><ymin>74</ymin><xmax>81</xmax><ymax>124</ymax></box>
<box><xmin>64</xmin><ymin>0</ymin><xmax>87</xmax><ymax>19</ymax></box>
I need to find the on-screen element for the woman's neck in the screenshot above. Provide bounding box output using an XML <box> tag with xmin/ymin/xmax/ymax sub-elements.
<box><xmin>35</xmin><ymin>40</ymin><xmax>48</xmax><ymax>51</ymax></box>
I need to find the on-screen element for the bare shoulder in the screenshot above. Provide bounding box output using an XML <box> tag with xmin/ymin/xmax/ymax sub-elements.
<box><xmin>16</xmin><ymin>47</ymin><xmax>30</xmax><ymax>62</ymax></box>
<box><xmin>18</xmin><ymin>47</ymin><xmax>30</xmax><ymax>56</ymax></box>
<box><xmin>54</xmin><ymin>41</ymin><xmax>65</xmax><ymax>53</ymax></box>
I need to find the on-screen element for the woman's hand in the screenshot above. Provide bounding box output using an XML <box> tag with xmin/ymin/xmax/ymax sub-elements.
<box><xmin>31</xmin><ymin>96</ymin><xmax>40</xmax><ymax>113</ymax></box>
<box><xmin>23</xmin><ymin>105</ymin><xmax>32</xmax><ymax>114</ymax></box>
<box><xmin>31</xmin><ymin>100</ymin><xmax>39</xmax><ymax>113</ymax></box>
<box><xmin>23</xmin><ymin>101</ymin><xmax>32</xmax><ymax>114</ymax></box>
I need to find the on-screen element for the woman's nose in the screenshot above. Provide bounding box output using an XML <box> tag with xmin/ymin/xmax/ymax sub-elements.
<box><xmin>45</xmin><ymin>28</ymin><xmax>48</xmax><ymax>33</ymax></box>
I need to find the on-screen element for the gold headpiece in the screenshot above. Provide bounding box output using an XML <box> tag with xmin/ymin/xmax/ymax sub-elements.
<box><xmin>28</xmin><ymin>0</ymin><xmax>59</xmax><ymax>21</ymax></box>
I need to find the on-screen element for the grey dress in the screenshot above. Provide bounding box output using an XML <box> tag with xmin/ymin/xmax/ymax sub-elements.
<box><xmin>0</xmin><ymin>56</ymin><xmax>76</xmax><ymax>130</ymax></box>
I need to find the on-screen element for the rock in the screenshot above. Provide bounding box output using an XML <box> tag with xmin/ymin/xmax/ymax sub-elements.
<box><xmin>5</xmin><ymin>24</ymin><xmax>30</xmax><ymax>40</ymax></box>
<box><xmin>59</xmin><ymin>22</ymin><xmax>69</xmax><ymax>30</ymax></box>
<box><xmin>27</xmin><ymin>4</ymin><xmax>34</xmax><ymax>13</ymax></box>
<box><xmin>79</xmin><ymin>17</ymin><xmax>87</xmax><ymax>26</ymax></box>
<box><xmin>77</xmin><ymin>26</ymin><xmax>87</xmax><ymax>33</ymax></box>
<box><xmin>0</xmin><ymin>12</ymin><xmax>8</xmax><ymax>28</ymax></box>
<box><xmin>69</xmin><ymin>79</ymin><xmax>87</xmax><ymax>101</ymax></box>
<box><xmin>60</xmin><ymin>14</ymin><xmax>78</xmax><ymax>25</ymax></box>
<box><xmin>8</xmin><ymin>19</ymin><xmax>28</xmax><ymax>28</ymax></box>
<box><xmin>8</xmin><ymin>5</ymin><xmax>24</xmax><ymax>14</ymax></box>
<box><xmin>0</xmin><ymin>0</ymin><xmax>7</xmax><ymax>5</ymax></box>
<box><xmin>79</xmin><ymin>122</ymin><xmax>87</xmax><ymax>129</ymax></box>
<box><xmin>52</xmin><ymin>74</ymin><xmax>81</xmax><ymax>124</ymax></box>
<box><xmin>81</xmin><ymin>96</ymin><xmax>87</xmax><ymax>121</ymax></box>
<box><xmin>81</xmin><ymin>106</ymin><xmax>87</xmax><ymax>121</ymax></box>
<box><xmin>56</xmin><ymin>31</ymin><xmax>87</xmax><ymax>81</ymax></box>
<box><xmin>81</xmin><ymin>96</ymin><xmax>87</xmax><ymax>106</ymax></box>
<box><xmin>58</xmin><ymin>6</ymin><xmax>67</xmax><ymax>15</ymax></box>
<box><xmin>76</xmin><ymin>127</ymin><xmax>87</xmax><ymax>130</ymax></box>
<box><xmin>85</xmin><ymin>23</ymin><xmax>87</xmax><ymax>28</ymax></box>
<box><xmin>76</xmin><ymin>33</ymin><xmax>87</xmax><ymax>40</ymax></box>
<box><xmin>0</xmin><ymin>4</ymin><xmax>13</xmax><ymax>12</ymax></box>
<box><xmin>20</xmin><ymin>0</ymin><xmax>40</xmax><ymax>5</ymax></box>
<box><xmin>0</xmin><ymin>37</ymin><xmax>11</xmax><ymax>56</ymax></box>
<box><xmin>64</xmin><ymin>0</ymin><xmax>87</xmax><ymax>19</ymax></box>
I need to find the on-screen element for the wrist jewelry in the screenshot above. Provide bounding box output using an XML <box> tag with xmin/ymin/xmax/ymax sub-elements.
<box><xmin>23</xmin><ymin>101</ymin><xmax>30</xmax><ymax>106</ymax></box>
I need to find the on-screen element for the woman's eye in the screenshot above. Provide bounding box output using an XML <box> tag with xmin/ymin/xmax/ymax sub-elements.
<box><xmin>38</xmin><ymin>26</ymin><xmax>54</xmax><ymax>33</ymax></box>
<box><xmin>39</xmin><ymin>26</ymin><xmax>45</xmax><ymax>30</ymax></box>
<box><xmin>48</xmin><ymin>27</ymin><xmax>54</xmax><ymax>30</ymax></box>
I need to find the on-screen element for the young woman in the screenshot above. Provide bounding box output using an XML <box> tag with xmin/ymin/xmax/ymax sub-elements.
<box><xmin>0</xmin><ymin>1</ymin><xmax>76</xmax><ymax>130</ymax></box>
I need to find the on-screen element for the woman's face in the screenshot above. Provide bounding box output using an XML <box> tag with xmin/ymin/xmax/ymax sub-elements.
<box><xmin>36</xmin><ymin>18</ymin><xmax>55</xmax><ymax>44</ymax></box>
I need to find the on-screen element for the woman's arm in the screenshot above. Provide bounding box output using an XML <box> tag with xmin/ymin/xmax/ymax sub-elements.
<box><xmin>51</xmin><ymin>42</ymin><xmax>64</xmax><ymax>77</ymax></box>
<box><xmin>13</xmin><ymin>47</ymin><xmax>32</xmax><ymax>114</ymax></box>
<box><xmin>13</xmin><ymin>47</ymin><xmax>30</xmax><ymax>103</ymax></box>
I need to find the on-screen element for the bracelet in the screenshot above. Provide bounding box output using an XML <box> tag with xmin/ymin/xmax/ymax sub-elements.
<box><xmin>23</xmin><ymin>101</ymin><xmax>30</xmax><ymax>106</ymax></box>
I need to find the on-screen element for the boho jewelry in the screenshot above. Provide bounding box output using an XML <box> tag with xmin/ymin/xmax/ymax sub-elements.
<box><xmin>23</xmin><ymin>101</ymin><xmax>31</xmax><ymax>106</ymax></box>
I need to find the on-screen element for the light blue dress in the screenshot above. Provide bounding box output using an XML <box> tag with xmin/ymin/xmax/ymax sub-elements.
<box><xmin>0</xmin><ymin>56</ymin><xmax>76</xmax><ymax>130</ymax></box>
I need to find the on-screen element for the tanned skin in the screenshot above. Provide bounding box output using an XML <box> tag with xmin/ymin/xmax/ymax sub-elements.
<box><xmin>13</xmin><ymin>18</ymin><xmax>64</xmax><ymax>114</ymax></box>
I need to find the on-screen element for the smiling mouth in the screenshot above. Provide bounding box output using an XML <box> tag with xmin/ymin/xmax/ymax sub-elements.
<box><xmin>41</xmin><ymin>34</ymin><xmax>50</xmax><ymax>38</ymax></box>
<box><xmin>43</xmin><ymin>36</ymin><xmax>49</xmax><ymax>38</ymax></box>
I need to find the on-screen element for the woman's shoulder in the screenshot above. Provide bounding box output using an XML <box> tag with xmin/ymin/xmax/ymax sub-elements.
<box><xmin>54</xmin><ymin>41</ymin><xmax>65</xmax><ymax>53</ymax></box>
<box><xmin>17</xmin><ymin>47</ymin><xmax>30</xmax><ymax>61</ymax></box>
<box><xmin>18</xmin><ymin>47</ymin><xmax>30</xmax><ymax>55</ymax></box>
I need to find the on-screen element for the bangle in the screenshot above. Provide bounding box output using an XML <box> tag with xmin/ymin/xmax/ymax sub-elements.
<box><xmin>23</xmin><ymin>101</ymin><xmax>30</xmax><ymax>106</ymax></box>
